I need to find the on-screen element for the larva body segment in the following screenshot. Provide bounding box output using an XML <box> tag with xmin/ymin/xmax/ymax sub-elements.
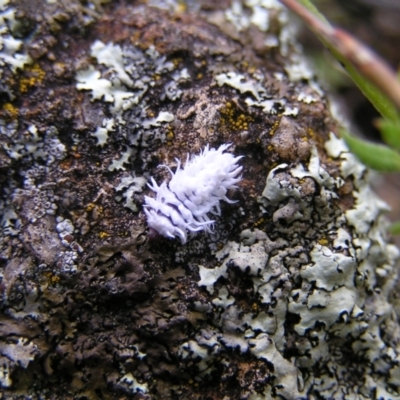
<box><xmin>144</xmin><ymin>144</ymin><xmax>243</xmax><ymax>244</ymax></box>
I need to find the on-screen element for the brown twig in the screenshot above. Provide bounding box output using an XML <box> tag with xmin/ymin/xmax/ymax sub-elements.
<box><xmin>279</xmin><ymin>0</ymin><xmax>400</xmax><ymax>115</ymax></box>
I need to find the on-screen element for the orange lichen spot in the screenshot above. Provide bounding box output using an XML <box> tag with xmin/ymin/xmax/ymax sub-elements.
<box><xmin>254</xmin><ymin>217</ymin><xmax>265</xmax><ymax>227</ymax></box>
<box><xmin>147</xmin><ymin>109</ymin><xmax>155</xmax><ymax>118</ymax></box>
<box><xmin>166</xmin><ymin>128</ymin><xmax>175</xmax><ymax>144</ymax></box>
<box><xmin>307</xmin><ymin>128</ymin><xmax>316</xmax><ymax>140</ymax></box>
<box><xmin>99</xmin><ymin>231</ymin><xmax>109</xmax><ymax>239</ymax></box>
<box><xmin>318</xmin><ymin>237</ymin><xmax>329</xmax><ymax>246</ymax></box>
<box><xmin>86</xmin><ymin>203</ymin><xmax>95</xmax><ymax>212</ymax></box>
<box><xmin>196</xmin><ymin>72</ymin><xmax>203</xmax><ymax>80</ymax></box>
<box><xmin>19</xmin><ymin>63</ymin><xmax>45</xmax><ymax>93</ymax></box>
<box><xmin>2</xmin><ymin>102</ymin><xmax>18</xmax><ymax>119</ymax></box>
<box><xmin>269</xmin><ymin>119</ymin><xmax>280</xmax><ymax>136</ymax></box>
<box><xmin>219</xmin><ymin>101</ymin><xmax>253</xmax><ymax>132</ymax></box>
<box><xmin>252</xmin><ymin>302</ymin><xmax>258</xmax><ymax>311</ymax></box>
<box><xmin>43</xmin><ymin>272</ymin><xmax>60</xmax><ymax>285</ymax></box>
<box><xmin>267</xmin><ymin>145</ymin><xmax>274</xmax><ymax>151</ymax></box>
<box><xmin>153</xmin><ymin>74</ymin><xmax>161</xmax><ymax>81</ymax></box>
<box><xmin>172</xmin><ymin>57</ymin><xmax>183</xmax><ymax>67</ymax></box>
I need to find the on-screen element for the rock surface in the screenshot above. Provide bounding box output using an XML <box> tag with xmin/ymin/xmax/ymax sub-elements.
<box><xmin>0</xmin><ymin>0</ymin><xmax>399</xmax><ymax>399</ymax></box>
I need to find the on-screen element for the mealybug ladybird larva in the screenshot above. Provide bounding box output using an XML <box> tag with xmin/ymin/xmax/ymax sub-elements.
<box><xmin>144</xmin><ymin>144</ymin><xmax>243</xmax><ymax>244</ymax></box>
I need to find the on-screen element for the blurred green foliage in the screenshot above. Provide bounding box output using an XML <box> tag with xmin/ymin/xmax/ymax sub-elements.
<box><xmin>296</xmin><ymin>0</ymin><xmax>400</xmax><ymax>232</ymax></box>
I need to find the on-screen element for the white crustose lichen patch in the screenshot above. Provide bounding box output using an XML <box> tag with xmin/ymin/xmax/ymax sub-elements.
<box><xmin>75</xmin><ymin>39</ymin><xmax>181</xmax><ymax>174</ymax></box>
<box><xmin>0</xmin><ymin>0</ymin><xmax>31</xmax><ymax>74</ymax></box>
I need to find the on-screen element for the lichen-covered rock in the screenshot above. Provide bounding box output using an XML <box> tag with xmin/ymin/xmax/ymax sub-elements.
<box><xmin>0</xmin><ymin>0</ymin><xmax>399</xmax><ymax>399</ymax></box>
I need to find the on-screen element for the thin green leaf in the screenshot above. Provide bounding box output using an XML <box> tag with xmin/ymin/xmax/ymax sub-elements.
<box><xmin>340</xmin><ymin>129</ymin><xmax>400</xmax><ymax>172</ymax></box>
<box><xmin>295</xmin><ymin>0</ymin><xmax>400</xmax><ymax>123</ymax></box>
<box><xmin>389</xmin><ymin>221</ymin><xmax>400</xmax><ymax>236</ymax></box>
<box><xmin>296</xmin><ymin>0</ymin><xmax>330</xmax><ymax>23</ymax></box>
<box><xmin>340</xmin><ymin>61</ymin><xmax>400</xmax><ymax>124</ymax></box>
<box><xmin>377</xmin><ymin>119</ymin><xmax>400</xmax><ymax>151</ymax></box>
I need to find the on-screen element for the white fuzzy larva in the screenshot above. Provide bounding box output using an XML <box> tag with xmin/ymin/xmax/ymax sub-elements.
<box><xmin>144</xmin><ymin>144</ymin><xmax>243</xmax><ymax>244</ymax></box>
